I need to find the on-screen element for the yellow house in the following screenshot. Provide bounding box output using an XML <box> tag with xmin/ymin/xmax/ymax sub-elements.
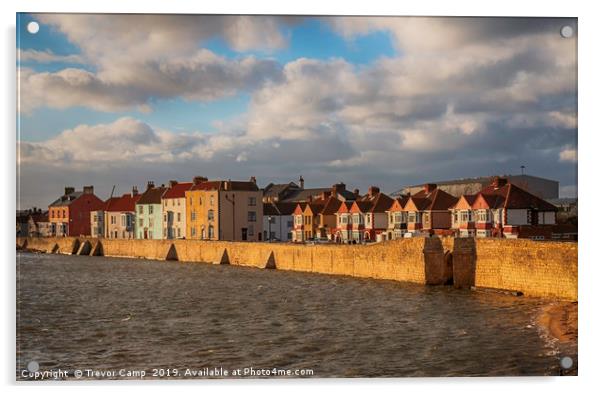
<box><xmin>185</xmin><ymin>178</ymin><xmax>263</xmax><ymax>241</ymax></box>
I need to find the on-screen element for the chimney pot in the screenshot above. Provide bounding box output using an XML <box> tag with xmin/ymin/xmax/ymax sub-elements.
<box><xmin>83</xmin><ymin>185</ymin><xmax>94</xmax><ymax>194</ymax></box>
<box><xmin>250</xmin><ymin>176</ymin><xmax>257</xmax><ymax>184</ymax></box>
<box><xmin>169</xmin><ymin>180</ymin><xmax>178</xmax><ymax>187</ymax></box>
<box><xmin>64</xmin><ymin>186</ymin><xmax>75</xmax><ymax>196</ymax></box>
<box><xmin>299</xmin><ymin>175</ymin><xmax>305</xmax><ymax>190</ymax></box>
<box><xmin>147</xmin><ymin>181</ymin><xmax>155</xmax><ymax>190</ymax></box>
<box><xmin>132</xmin><ymin>186</ymin><xmax>139</xmax><ymax>196</ymax></box>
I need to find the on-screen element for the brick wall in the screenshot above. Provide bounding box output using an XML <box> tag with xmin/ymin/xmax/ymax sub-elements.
<box><xmin>17</xmin><ymin>236</ymin><xmax>577</xmax><ymax>300</ymax></box>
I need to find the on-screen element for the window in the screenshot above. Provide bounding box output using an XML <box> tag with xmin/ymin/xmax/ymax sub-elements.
<box><xmin>149</xmin><ymin>218</ymin><xmax>154</xmax><ymax>227</ymax></box>
<box><xmin>149</xmin><ymin>205</ymin><xmax>154</xmax><ymax>215</ymax></box>
<box><xmin>366</xmin><ymin>214</ymin><xmax>371</xmax><ymax>224</ymax></box>
<box><xmin>190</xmin><ymin>197</ymin><xmax>193</xmax><ymax>205</ymax></box>
<box><xmin>191</xmin><ymin>211</ymin><xmax>196</xmax><ymax>221</ymax></box>
<box><xmin>199</xmin><ymin>197</ymin><xmax>203</xmax><ymax>205</ymax></box>
<box><xmin>121</xmin><ymin>215</ymin><xmax>126</xmax><ymax>226</ymax></box>
<box><xmin>191</xmin><ymin>227</ymin><xmax>196</xmax><ymax>237</ymax></box>
<box><xmin>269</xmin><ymin>216</ymin><xmax>276</xmax><ymax>224</ymax></box>
<box><xmin>208</xmin><ymin>225</ymin><xmax>214</xmax><ymax>239</ymax></box>
<box><xmin>287</xmin><ymin>220</ymin><xmax>293</xmax><ymax>228</ymax></box>
<box><xmin>172</xmin><ymin>199</ymin><xmax>175</xmax><ymax>206</ymax></box>
<box><xmin>394</xmin><ymin>212</ymin><xmax>402</xmax><ymax>224</ymax></box>
<box><xmin>62</xmin><ymin>209</ymin><xmax>66</xmax><ymax>218</ymax></box>
<box><xmin>164</xmin><ymin>213</ymin><xmax>167</xmax><ymax>222</ymax></box>
<box><xmin>295</xmin><ymin>215</ymin><xmax>302</xmax><ymax>225</ymax></box>
<box><xmin>139</xmin><ymin>205</ymin><xmax>143</xmax><ymax>214</ymax></box>
<box><xmin>352</xmin><ymin>214</ymin><xmax>359</xmax><ymax>224</ymax></box>
<box><xmin>408</xmin><ymin>212</ymin><xmax>416</xmax><ymax>223</ymax></box>
<box><xmin>248</xmin><ymin>225</ymin><xmax>254</xmax><ymax>236</ymax></box>
<box><xmin>208</xmin><ymin>210</ymin><xmax>214</xmax><ymax>222</ymax></box>
<box><xmin>177</xmin><ymin>212</ymin><xmax>181</xmax><ymax>222</ymax></box>
<box><xmin>248</xmin><ymin>211</ymin><xmax>256</xmax><ymax>222</ymax></box>
<box><xmin>177</xmin><ymin>199</ymin><xmax>180</xmax><ymax>206</ymax></box>
<box><xmin>177</xmin><ymin>228</ymin><xmax>181</xmax><ymax>238</ymax></box>
<box><xmin>139</xmin><ymin>219</ymin><xmax>143</xmax><ymax>227</ymax></box>
<box><xmin>110</xmin><ymin>216</ymin><xmax>116</xmax><ymax>225</ymax></box>
<box><xmin>210</xmin><ymin>196</ymin><xmax>214</xmax><ymax>206</ymax></box>
<box><xmin>248</xmin><ymin>197</ymin><xmax>256</xmax><ymax>206</ymax></box>
<box><xmin>164</xmin><ymin>200</ymin><xmax>167</xmax><ymax>207</ymax></box>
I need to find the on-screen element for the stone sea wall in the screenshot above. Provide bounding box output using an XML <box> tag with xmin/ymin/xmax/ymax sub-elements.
<box><xmin>16</xmin><ymin>236</ymin><xmax>577</xmax><ymax>300</ymax></box>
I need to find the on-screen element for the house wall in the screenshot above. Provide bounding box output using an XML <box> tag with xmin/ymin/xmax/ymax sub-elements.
<box><xmin>135</xmin><ymin>204</ymin><xmax>163</xmax><ymax>239</ymax></box>
<box><xmin>90</xmin><ymin>210</ymin><xmax>104</xmax><ymax>237</ymax></box>
<box><xmin>431</xmin><ymin>210</ymin><xmax>452</xmax><ymax>229</ymax></box>
<box><xmin>186</xmin><ymin>190</ymin><xmax>219</xmax><ymax>240</ymax></box>
<box><xmin>162</xmin><ymin>197</ymin><xmax>186</xmax><ymax>239</ymax></box>
<box><xmin>67</xmin><ymin>194</ymin><xmax>105</xmax><ymax>236</ymax></box>
<box><xmin>506</xmin><ymin>209</ymin><xmax>529</xmax><ymax>226</ymax></box>
<box><xmin>106</xmin><ymin>211</ymin><xmax>135</xmax><ymax>239</ymax></box>
<box><xmin>538</xmin><ymin>211</ymin><xmax>556</xmax><ymax>225</ymax></box>
<box><xmin>218</xmin><ymin>190</ymin><xmax>263</xmax><ymax>241</ymax></box>
<box><xmin>263</xmin><ymin>215</ymin><xmax>293</xmax><ymax>241</ymax></box>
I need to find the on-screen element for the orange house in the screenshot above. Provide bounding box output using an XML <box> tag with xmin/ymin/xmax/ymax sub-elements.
<box><xmin>334</xmin><ymin>201</ymin><xmax>354</xmax><ymax>243</ymax></box>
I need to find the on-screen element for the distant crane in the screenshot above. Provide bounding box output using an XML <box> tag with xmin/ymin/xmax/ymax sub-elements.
<box><xmin>110</xmin><ymin>185</ymin><xmax>115</xmax><ymax>199</ymax></box>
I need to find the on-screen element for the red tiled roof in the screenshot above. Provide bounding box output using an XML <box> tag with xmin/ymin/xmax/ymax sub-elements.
<box><xmin>425</xmin><ymin>189</ymin><xmax>458</xmax><ymax>211</ymax></box>
<box><xmin>320</xmin><ymin>197</ymin><xmax>343</xmax><ymax>215</ymax></box>
<box><xmin>163</xmin><ymin>182</ymin><xmax>193</xmax><ymax>199</ymax></box>
<box><xmin>481</xmin><ymin>183</ymin><xmax>557</xmax><ymax>211</ymax></box>
<box><xmin>106</xmin><ymin>193</ymin><xmax>142</xmax><ymax>212</ymax></box>
<box><xmin>369</xmin><ymin>193</ymin><xmax>394</xmax><ymax>213</ymax></box>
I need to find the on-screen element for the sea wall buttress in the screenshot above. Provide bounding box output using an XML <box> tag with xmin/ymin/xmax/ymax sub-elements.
<box><xmin>17</xmin><ymin>236</ymin><xmax>577</xmax><ymax>300</ymax></box>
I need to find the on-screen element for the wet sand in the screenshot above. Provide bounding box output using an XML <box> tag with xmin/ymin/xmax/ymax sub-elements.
<box><xmin>538</xmin><ymin>302</ymin><xmax>578</xmax><ymax>343</ymax></box>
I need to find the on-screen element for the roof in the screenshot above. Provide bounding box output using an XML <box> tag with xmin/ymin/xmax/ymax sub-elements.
<box><xmin>49</xmin><ymin>191</ymin><xmax>84</xmax><ymax>207</ymax></box>
<box><xmin>425</xmin><ymin>189</ymin><xmax>458</xmax><ymax>211</ymax></box>
<box><xmin>262</xmin><ymin>182</ymin><xmax>299</xmax><ymax>198</ymax></box>
<box><xmin>136</xmin><ymin>187</ymin><xmax>167</xmax><ymax>205</ymax></box>
<box><xmin>477</xmin><ymin>182</ymin><xmax>557</xmax><ymax>211</ymax></box>
<box><xmin>351</xmin><ymin>200</ymin><xmax>375</xmax><ymax>213</ymax></box>
<box><xmin>163</xmin><ymin>182</ymin><xmax>193</xmax><ymax>199</ymax></box>
<box><xmin>279</xmin><ymin>188</ymin><xmax>331</xmax><ymax>202</ymax></box>
<box><xmin>320</xmin><ymin>197</ymin><xmax>343</xmax><ymax>215</ymax></box>
<box><xmin>369</xmin><ymin>193</ymin><xmax>394</xmax><ymax>213</ymax></box>
<box><xmin>400</xmin><ymin>174</ymin><xmax>558</xmax><ymax>190</ymax></box>
<box><xmin>106</xmin><ymin>193</ymin><xmax>141</xmax><ymax>212</ymax></box>
<box><xmin>263</xmin><ymin>201</ymin><xmax>299</xmax><ymax>216</ymax></box>
<box><xmin>190</xmin><ymin>180</ymin><xmax>259</xmax><ymax>191</ymax></box>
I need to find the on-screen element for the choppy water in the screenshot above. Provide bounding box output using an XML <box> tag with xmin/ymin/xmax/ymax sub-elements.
<box><xmin>16</xmin><ymin>252</ymin><xmax>577</xmax><ymax>379</ymax></box>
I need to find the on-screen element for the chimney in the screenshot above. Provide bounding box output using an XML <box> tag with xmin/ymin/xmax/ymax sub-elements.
<box><xmin>224</xmin><ymin>180</ymin><xmax>231</xmax><ymax>191</ymax></box>
<box><xmin>83</xmin><ymin>185</ymin><xmax>94</xmax><ymax>195</ymax></box>
<box><xmin>193</xmin><ymin>176</ymin><xmax>208</xmax><ymax>185</ymax></box>
<box><xmin>331</xmin><ymin>182</ymin><xmax>346</xmax><ymax>195</ymax></box>
<box><xmin>423</xmin><ymin>183</ymin><xmax>437</xmax><ymax>193</ymax></box>
<box><xmin>299</xmin><ymin>175</ymin><xmax>305</xmax><ymax>190</ymax></box>
<box><xmin>169</xmin><ymin>180</ymin><xmax>178</xmax><ymax>188</ymax></box>
<box><xmin>147</xmin><ymin>181</ymin><xmax>155</xmax><ymax>190</ymax></box>
<box><xmin>64</xmin><ymin>186</ymin><xmax>75</xmax><ymax>196</ymax></box>
<box><xmin>132</xmin><ymin>186</ymin><xmax>139</xmax><ymax>196</ymax></box>
<box><xmin>250</xmin><ymin>176</ymin><xmax>257</xmax><ymax>184</ymax></box>
<box><xmin>322</xmin><ymin>191</ymin><xmax>331</xmax><ymax>200</ymax></box>
<box><xmin>492</xmin><ymin>176</ymin><xmax>508</xmax><ymax>188</ymax></box>
<box><xmin>353</xmin><ymin>189</ymin><xmax>360</xmax><ymax>198</ymax></box>
<box><xmin>368</xmin><ymin>186</ymin><xmax>380</xmax><ymax>197</ymax></box>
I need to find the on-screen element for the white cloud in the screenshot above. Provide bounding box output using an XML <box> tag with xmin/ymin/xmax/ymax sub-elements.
<box><xmin>18</xmin><ymin>49</ymin><xmax>84</xmax><ymax>64</ymax></box>
<box><xmin>559</xmin><ymin>147</ymin><xmax>577</xmax><ymax>163</ymax></box>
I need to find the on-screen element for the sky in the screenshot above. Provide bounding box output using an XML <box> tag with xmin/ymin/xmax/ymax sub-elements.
<box><xmin>16</xmin><ymin>14</ymin><xmax>578</xmax><ymax>208</ymax></box>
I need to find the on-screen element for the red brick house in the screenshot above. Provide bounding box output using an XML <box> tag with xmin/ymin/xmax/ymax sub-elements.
<box><xmin>48</xmin><ymin>186</ymin><xmax>105</xmax><ymax>236</ymax></box>
<box><xmin>451</xmin><ymin>177</ymin><xmax>558</xmax><ymax>238</ymax></box>
<box><xmin>403</xmin><ymin>184</ymin><xmax>458</xmax><ymax>236</ymax></box>
<box><xmin>385</xmin><ymin>196</ymin><xmax>409</xmax><ymax>240</ymax></box>
<box><xmin>334</xmin><ymin>201</ymin><xmax>354</xmax><ymax>243</ymax></box>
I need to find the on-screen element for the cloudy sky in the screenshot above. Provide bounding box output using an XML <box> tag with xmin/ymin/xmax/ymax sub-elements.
<box><xmin>17</xmin><ymin>14</ymin><xmax>577</xmax><ymax>208</ymax></box>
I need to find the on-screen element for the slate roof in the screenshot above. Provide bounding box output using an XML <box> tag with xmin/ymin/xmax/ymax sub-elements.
<box><xmin>49</xmin><ymin>191</ymin><xmax>83</xmax><ymax>207</ymax></box>
<box><xmin>368</xmin><ymin>193</ymin><xmax>394</xmax><ymax>213</ymax></box>
<box><xmin>263</xmin><ymin>201</ymin><xmax>298</xmax><ymax>216</ymax></box>
<box><xmin>320</xmin><ymin>197</ymin><xmax>343</xmax><ymax>215</ymax></box>
<box><xmin>136</xmin><ymin>187</ymin><xmax>167</xmax><ymax>205</ymax></box>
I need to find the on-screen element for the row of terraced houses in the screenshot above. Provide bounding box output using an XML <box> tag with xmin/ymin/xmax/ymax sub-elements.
<box><xmin>20</xmin><ymin>174</ymin><xmax>576</xmax><ymax>242</ymax></box>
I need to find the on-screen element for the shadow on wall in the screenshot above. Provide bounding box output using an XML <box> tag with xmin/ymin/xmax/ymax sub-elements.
<box><xmin>452</xmin><ymin>237</ymin><xmax>477</xmax><ymax>289</ymax></box>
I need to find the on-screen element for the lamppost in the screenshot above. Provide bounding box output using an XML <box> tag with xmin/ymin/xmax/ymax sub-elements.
<box><xmin>268</xmin><ymin>215</ymin><xmax>272</xmax><ymax>241</ymax></box>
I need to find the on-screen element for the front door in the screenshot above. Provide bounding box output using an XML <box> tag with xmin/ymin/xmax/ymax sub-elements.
<box><xmin>241</xmin><ymin>228</ymin><xmax>248</xmax><ymax>241</ymax></box>
<box><xmin>144</xmin><ymin>229</ymin><xmax>148</xmax><ymax>239</ymax></box>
